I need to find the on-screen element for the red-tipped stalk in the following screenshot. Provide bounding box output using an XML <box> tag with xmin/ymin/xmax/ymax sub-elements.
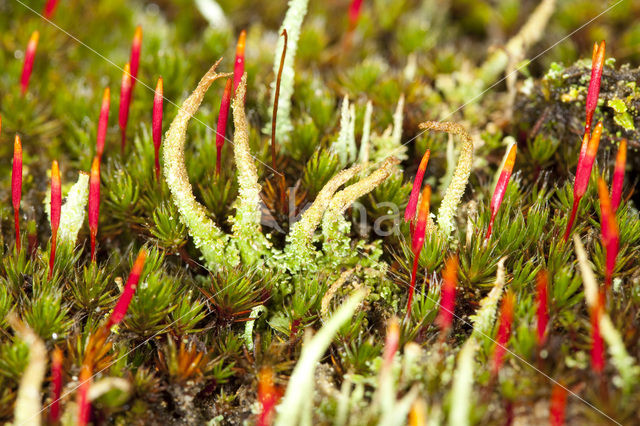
<box><xmin>257</xmin><ymin>366</ymin><xmax>281</xmax><ymax>426</ymax></box>
<box><xmin>584</xmin><ymin>41</ymin><xmax>605</xmax><ymax>138</ymax></box>
<box><xmin>118</xmin><ymin>63</ymin><xmax>133</xmax><ymax>155</ymax></box>
<box><xmin>549</xmin><ymin>384</ymin><xmax>568</xmax><ymax>426</ymax></box>
<box><xmin>12</xmin><ymin>135</ymin><xmax>23</xmax><ymax>253</ymax></box>
<box><xmin>106</xmin><ymin>249</ymin><xmax>148</xmax><ymax>328</ymax></box>
<box><xmin>152</xmin><ymin>77</ymin><xmax>163</xmax><ymax>180</ymax></box>
<box><xmin>436</xmin><ymin>255</ymin><xmax>458</xmax><ymax>338</ymax></box>
<box><xmin>129</xmin><ymin>26</ymin><xmax>143</xmax><ymax>84</ymax></box>
<box><xmin>597</xmin><ymin>178</ymin><xmax>619</xmax><ymax>290</ymax></box>
<box><xmin>485</xmin><ymin>144</ymin><xmax>517</xmax><ymax>240</ymax></box>
<box><xmin>536</xmin><ymin>270</ymin><xmax>549</xmax><ymax>347</ymax></box>
<box><xmin>590</xmin><ymin>302</ymin><xmax>605</xmax><ymax>375</ymax></box>
<box><xmin>404</xmin><ymin>149</ymin><xmax>430</xmax><ymax>224</ymax></box>
<box><xmin>215</xmin><ymin>78</ymin><xmax>232</xmax><ymax>177</ymax></box>
<box><xmin>406</xmin><ymin>185</ymin><xmax>431</xmax><ymax>319</ymax></box>
<box><xmin>43</xmin><ymin>0</ymin><xmax>59</xmax><ymax>19</ymax></box>
<box><xmin>77</xmin><ymin>364</ymin><xmax>92</xmax><ymax>426</ymax></box>
<box><xmin>96</xmin><ymin>87</ymin><xmax>110</xmax><ymax>158</ymax></box>
<box><xmin>49</xmin><ymin>347</ymin><xmax>63</xmax><ymax>424</ymax></box>
<box><xmin>233</xmin><ymin>30</ymin><xmax>247</xmax><ymax>93</ymax></box>
<box><xmin>49</xmin><ymin>160</ymin><xmax>61</xmax><ymax>280</ymax></box>
<box><xmin>490</xmin><ymin>291</ymin><xmax>515</xmax><ymax>377</ymax></box>
<box><xmin>348</xmin><ymin>0</ymin><xmax>364</xmax><ymax>31</ymax></box>
<box><xmin>610</xmin><ymin>139</ymin><xmax>626</xmax><ymax>211</ymax></box>
<box><xmin>20</xmin><ymin>31</ymin><xmax>39</xmax><ymax>95</ymax></box>
<box><xmin>563</xmin><ymin>121</ymin><xmax>602</xmax><ymax>242</ymax></box>
<box><xmin>88</xmin><ymin>156</ymin><xmax>101</xmax><ymax>262</ymax></box>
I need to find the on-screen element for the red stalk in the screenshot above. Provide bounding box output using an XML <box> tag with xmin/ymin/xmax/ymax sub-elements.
<box><xmin>257</xmin><ymin>366</ymin><xmax>281</xmax><ymax>426</ymax></box>
<box><xmin>96</xmin><ymin>87</ymin><xmax>110</xmax><ymax>158</ymax></box>
<box><xmin>20</xmin><ymin>31</ymin><xmax>39</xmax><ymax>95</ymax></box>
<box><xmin>491</xmin><ymin>291</ymin><xmax>515</xmax><ymax>377</ymax></box>
<box><xmin>485</xmin><ymin>144</ymin><xmax>517</xmax><ymax>240</ymax></box>
<box><xmin>406</xmin><ymin>185</ymin><xmax>431</xmax><ymax>318</ymax></box>
<box><xmin>49</xmin><ymin>347</ymin><xmax>63</xmax><ymax>424</ymax></box>
<box><xmin>535</xmin><ymin>270</ymin><xmax>549</xmax><ymax>347</ymax></box>
<box><xmin>564</xmin><ymin>121</ymin><xmax>602</xmax><ymax>242</ymax></box>
<box><xmin>348</xmin><ymin>0</ymin><xmax>364</xmax><ymax>31</ymax></box>
<box><xmin>118</xmin><ymin>63</ymin><xmax>133</xmax><ymax>155</ymax></box>
<box><xmin>597</xmin><ymin>178</ymin><xmax>619</xmax><ymax>290</ymax></box>
<box><xmin>106</xmin><ymin>249</ymin><xmax>148</xmax><ymax>328</ymax></box>
<box><xmin>590</xmin><ymin>303</ymin><xmax>605</xmax><ymax>375</ymax></box>
<box><xmin>129</xmin><ymin>26</ymin><xmax>143</xmax><ymax>84</ymax></box>
<box><xmin>549</xmin><ymin>384</ymin><xmax>568</xmax><ymax>426</ymax></box>
<box><xmin>584</xmin><ymin>41</ymin><xmax>605</xmax><ymax>137</ymax></box>
<box><xmin>404</xmin><ymin>149</ymin><xmax>430</xmax><ymax>224</ymax></box>
<box><xmin>77</xmin><ymin>365</ymin><xmax>92</xmax><ymax>426</ymax></box>
<box><xmin>233</xmin><ymin>30</ymin><xmax>247</xmax><ymax>93</ymax></box>
<box><xmin>49</xmin><ymin>160</ymin><xmax>61</xmax><ymax>280</ymax></box>
<box><xmin>43</xmin><ymin>0</ymin><xmax>60</xmax><ymax>19</ymax></box>
<box><xmin>382</xmin><ymin>317</ymin><xmax>400</xmax><ymax>370</ymax></box>
<box><xmin>610</xmin><ymin>139</ymin><xmax>626</xmax><ymax>211</ymax></box>
<box><xmin>215</xmin><ymin>78</ymin><xmax>232</xmax><ymax>177</ymax></box>
<box><xmin>436</xmin><ymin>255</ymin><xmax>458</xmax><ymax>337</ymax></box>
<box><xmin>88</xmin><ymin>156</ymin><xmax>101</xmax><ymax>262</ymax></box>
<box><xmin>12</xmin><ymin>135</ymin><xmax>23</xmax><ymax>253</ymax></box>
<box><xmin>152</xmin><ymin>77</ymin><xmax>164</xmax><ymax>180</ymax></box>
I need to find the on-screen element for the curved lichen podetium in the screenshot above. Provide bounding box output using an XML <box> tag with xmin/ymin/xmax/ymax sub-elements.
<box><xmin>321</xmin><ymin>156</ymin><xmax>400</xmax><ymax>259</ymax></box>
<box><xmin>231</xmin><ymin>73</ymin><xmax>271</xmax><ymax>263</ymax></box>
<box><xmin>418</xmin><ymin>121</ymin><xmax>474</xmax><ymax>238</ymax></box>
<box><xmin>163</xmin><ymin>59</ymin><xmax>238</xmax><ymax>270</ymax></box>
<box><xmin>284</xmin><ymin>163</ymin><xmax>364</xmax><ymax>272</ymax></box>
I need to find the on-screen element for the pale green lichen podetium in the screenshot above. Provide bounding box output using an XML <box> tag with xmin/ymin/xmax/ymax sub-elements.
<box><xmin>45</xmin><ymin>172</ymin><xmax>89</xmax><ymax>246</ymax></box>
<box><xmin>163</xmin><ymin>59</ymin><xmax>238</xmax><ymax>270</ymax></box>
<box><xmin>266</xmin><ymin>0</ymin><xmax>309</xmax><ymax>142</ymax></box>
<box><xmin>231</xmin><ymin>73</ymin><xmax>271</xmax><ymax>263</ymax></box>
<box><xmin>330</xmin><ymin>95</ymin><xmax>357</xmax><ymax>166</ymax></box>
<box><xmin>419</xmin><ymin>121</ymin><xmax>474</xmax><ymax>237</ymax></box>
<box><xmin>322</xmin><ymin>156</ymin><xmax>400</xmax><ymax>259</ymax></box>
<box><xmin>285</xmin><ymin>163</ymin><xmax>363</xmax><ymax>272</ymax></box>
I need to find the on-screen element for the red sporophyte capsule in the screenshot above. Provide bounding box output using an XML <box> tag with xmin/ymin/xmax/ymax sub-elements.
<box><xmin>76</xmin><ymin>364</ymin><xmax>92</xmax><ymax>426</ymax></box>
<box><xmin>233</xmin><ymin>30</ymin><xmax>247</xmax><ymax>93</ymax></box>
<box><xmin>536</xmin><ymin>270</ymin><xmax>549</xmax><ymax>347</ymax></box>
<box><xmin>216</xmin><ymin>78</ymin><xmax>233</xmax><ymax>177</ymax></box>
<box><xmin>549</xmin><ymin>384</ymin><xmax>568</xmax><ymax>426</ymax></box>
<box><xmin>590</xmin><ymin>302</ymin><xmax>605</xmax><ymax>375</ymax></box>
<box><xmin>257</xmin><ymin>367</ymin><xmax>281</xmax><ymax>426</ymax></box>
<box><xmin>491</xmin><ymin>291</ymin><xmax>515</xmax><ymax>377</ymax></box>
<box><xmin>348</xmin><ymin>0</ymin><xmax>364</xmax><ymax>31</ymax></box>
<box><xmin>436</xmin><ymin>255</ymin><xmax>458</xmax><ymax>337</ymax></box>
<box><xmin>12</xmin><ymin>135</ymin><xmax>23</xmax><ymax>253</ymax></box>
<box><xmin>96</xmin><ymin>87</ymin><xmax>110</xmax><ymax>158</ymax></box>
<box><xmin>485</xmin><ymin>143</ymin><xmax>517</xmax><ymax>240</ymax></box>
<box><xmin>106</xmin><ymin>249</ymin><xmax>148</xmax><ymax>328</ymax></box>
<box><xmin>597</xmin><ymin>178</ymin><xmax>619</xmax><ymax>290</ymax></box>
<box><xmin>404</xmin><ymin>149</ymin><xmax>430</xmax><ymax>224</ymax></box>
<box><xmin>382</xmin><ymin>317</ymin><xmax>400</xmax><ymax>370</ymax></box>
<box><xmin>49</xmin><ymin>160</ymin><xmax>61</xmax><ymax>280</ymax></box>
<box><xmin>610</xmin><ymin>139</ymin><xmax>626</xmax><ymax>211</ymax></box>
<box><xmin>129</xmin><ymin>26</ymin><xmax>143</xmax><ymax>84</ymax></box>
<box><xmin>563</xmin><ymin>121</ymin><xmax>602</xmax><ymax>242</ymax></box>
<box><xmin>584</xmin><ymin>41</ymin><xmax>605</xmax><ymax>137</ymax></box>
<box><xmin>20</xmin><ymin>31</ymin><xmax>39</xmax><ymax>95</ymax></box>
<box><xmin>118</xmin><ymin>63</ymin><xmax>133</xmax><ymax>154</ymax></box>
<box><xmin>406</xmin><ymin>185</ymin><xmax>431</xmax><ymax>319</ymax></box>
<box><xmin>43</xmin><ymin>0</ymin><xmax>59</xmax><ymax>19</ymax></box>
<box><xmin>153</xmin><ymin>77</ymin><xmax>164</xmax><ymax>180</ymax></box>
<box><xmin>49</xmin><ymin>347</ymin><xmax>63</xmax><ymax>424</ymax></box>
<box><xmin>89</xmin><ymin>156</ymin><xmax>101</xmax><ymax>262</ymax></box>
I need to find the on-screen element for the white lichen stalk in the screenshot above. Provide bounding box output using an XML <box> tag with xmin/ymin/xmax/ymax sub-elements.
<box><xmin>358</xmin><ymin>100</ymin><xmax>373</xmax><ymax>164</ymax></box>
<box><xmin>231</xmin><ymin>73</ymin><xmax>271</xmax><ymax>262</ymax></box>
<box><xmin>419</xmin><ymin>121</ymin><xmax>474</xmax><ymax>238</ymax></box>
<box><xmin>448</xmin><ymin>338</ymin><xmax>477</xmax><ymax>426</ymax></box>
<box><xmin>163</xmin><ymin>59</ymin><xmax>237</xmax><ymax>270</ymax></box>
<box><xmin>330</xmin><ymin>95</ymin><xmax>357</xmax><ymax>166</ymax></box>
<box><xmin>470</xmin><ymin>257</ymin><xmax>507</xmax><ymax>339</ymax></box>
<box><xmin>371</xmin><ymin>96</ymin><xmax>408</xmax><ymax>162</ymax></box>
<box><xmin>45</xmin><ymin>171</ymin><xmax>89</xmax><ymax>246</ymax></box>
<box><xmin>267</xmin><ymin>0</ymin><xmax>309</xmax><ymax>141</ymax></box>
